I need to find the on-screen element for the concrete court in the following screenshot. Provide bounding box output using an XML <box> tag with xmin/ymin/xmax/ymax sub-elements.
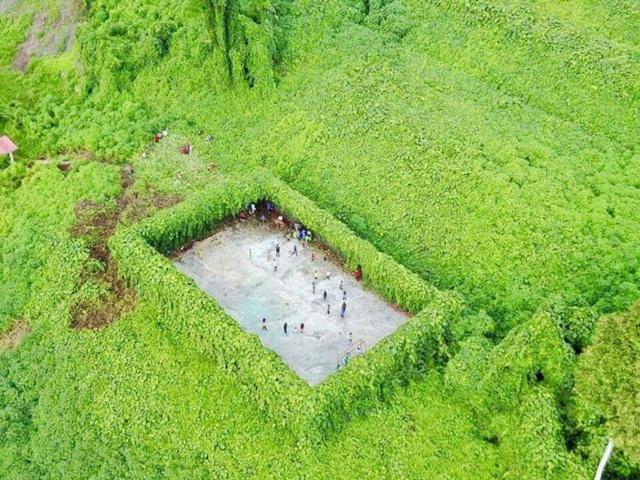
<box><xmin>173</xmin><ymin>218</ymin><xmax>409</xmax><ymax>385</ymax></box>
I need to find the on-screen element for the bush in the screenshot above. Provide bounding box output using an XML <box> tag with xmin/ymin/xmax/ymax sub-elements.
<box><xmin>541</xmin><ymin>296</ymin><xmax>598</xmax><ymax>353</ymax></box>
<box><xmin>303</xmin><ymin>290</ymin><xmax>463</xmax><ymax>443</ymax></box>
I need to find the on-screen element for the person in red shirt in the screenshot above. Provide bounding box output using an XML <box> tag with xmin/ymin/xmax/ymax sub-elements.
<box><xmin>354</xmin><ymin>265</ymin><xmax>363</xmax><ymax>281</ymax></box>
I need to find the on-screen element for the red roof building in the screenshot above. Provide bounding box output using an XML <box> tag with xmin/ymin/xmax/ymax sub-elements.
<box><xmin>0</xmin><ymin>136</ymin><xmax>18</xmax><ymax>162</ymax></box>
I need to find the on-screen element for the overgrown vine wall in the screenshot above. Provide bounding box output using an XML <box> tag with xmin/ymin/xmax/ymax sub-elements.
<box><xmin>110</xmin><ymin>171</ymin><xmax>466</xmax><ymax>441</ymax></box>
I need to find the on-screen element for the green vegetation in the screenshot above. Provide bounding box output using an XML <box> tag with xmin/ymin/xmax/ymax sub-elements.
<box><xmin>262</xmin><ymin>173</ymin><xmax>440</xmax><ymax>314</ymax></box>
<box><xmin>573</xmin><ymin>302</ymin><xmax>640</xmax><ymax>476</ymax></box>
<box><xmin>111</xmin><ymin>170</ymin><xmax>466</xmax><ymax>443</ymax></box>
<box><xmin>1</xmin><ymin>0</ymin><xmax>639</xmax><ymax>477</ymax></box>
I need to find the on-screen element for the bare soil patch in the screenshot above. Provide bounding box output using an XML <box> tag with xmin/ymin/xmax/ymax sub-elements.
<box><xmin>120</xmin><ymin>190</ymin><xmax>182</xmax><ymax>225</ymax></box>
<box><xmin>0</xmin><ymin>319</ymin><xmax>31</xmax><ymax>352</ymax></box>
<box><xmin>70</xmin><ymin>166</ymin><xmax>182</xmax><ymax>329</ymax></box>
<box><xmin>70</xmin><ymin>263</ymin><xmax>137</xmax><ymax>330</ymax></box>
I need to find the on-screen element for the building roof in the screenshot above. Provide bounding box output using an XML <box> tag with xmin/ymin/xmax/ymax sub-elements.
<box><xmin>0</xmin><ymin>136</ymin><xmax>18</xmax><ymax>155</ymax></box>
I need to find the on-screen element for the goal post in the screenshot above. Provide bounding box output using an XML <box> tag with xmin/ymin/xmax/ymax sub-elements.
<box><xmin>337</xmin><ymin>339</ymin><xmax>366</xmax><ymax>370</ymax></box>
<box><xmin>594</xmin><ymin>439</ymin><xmax>614</xmax><ymax>480</ymax></box>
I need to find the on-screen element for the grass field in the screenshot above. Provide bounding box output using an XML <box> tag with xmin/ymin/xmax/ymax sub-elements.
<box><xmin>1</xmin><ymin>0</ymin><xmax>639</xmax><ymax>478</ymax></box>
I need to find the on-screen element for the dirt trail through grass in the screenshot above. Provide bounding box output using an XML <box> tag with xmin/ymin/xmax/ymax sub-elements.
<box><xmin>70</xmin><ymin>165</ymin><xmax>181</xmax><ymax>329</ymax></box>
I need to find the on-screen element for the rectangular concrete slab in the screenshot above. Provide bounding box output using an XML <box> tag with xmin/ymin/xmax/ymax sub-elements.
<box><xmin>173</xmin><ymin>218</ymin><xmax>409</xmax><ymax>385</ymax></box>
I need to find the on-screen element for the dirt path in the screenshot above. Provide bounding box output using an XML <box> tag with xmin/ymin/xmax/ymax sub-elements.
<box><xmin>70</xmin><ymin>165</ymin><xmax>181</xmax><ymax>329</ymax></box>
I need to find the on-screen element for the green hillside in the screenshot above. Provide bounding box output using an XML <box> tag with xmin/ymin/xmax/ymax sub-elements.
<box><xmin>1</xmin><ymin>0</ymin><xmax>639</xmax><ymax>478</ymax></box>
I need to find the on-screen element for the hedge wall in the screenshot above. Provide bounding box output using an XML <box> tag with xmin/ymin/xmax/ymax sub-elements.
<box><xmin>110</xmin><ymin>171</ymin><xmax>466</xmax><ymax>440</ymax></box>
<box><xmin>260</xmin><ymin>171</ymin><xmax>437</xmax><ymax>314</ymax></box>
<box><xmin>301</xmin><ymin>291</ymin><xmax>463</xmax><ymax>442</ymax></box>
<box><xmin>110</xmin><ymin>224</ymin><xmax>309</xmax><ymax>427</ymax></box>
<box><xmin>134</xmin><ymin>176</ymin><xmax>263</xmax><ymax>253</ymax></box>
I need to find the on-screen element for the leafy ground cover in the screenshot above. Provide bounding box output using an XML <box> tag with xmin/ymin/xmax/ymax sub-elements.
<box><xmin>1</xmin><ymin>0</ymin><xmax>639</xmax><ymax>477</ymax></box>
<box><xmin>490</xmin><ymin>0</ymin><xmax>640</xmax><ymax>48</ymax></box>
<box><xmin>0</xmin><ymin>154</ymin><xmax>570</xmax><ymax>478</ymax></box>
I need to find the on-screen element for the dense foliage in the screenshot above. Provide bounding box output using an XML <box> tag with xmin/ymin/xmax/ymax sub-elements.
<box><xmin>262</xmin><ymin>172</ymin><xmax>440</xmax><ymax>314</ymax></box>
<box><xmin>573</xmin><ymin>302</ymin><xmax>640</xmax><ymax>475</ymax></box>
<box><xmin>112</xmin><ymin>171</ymin><xmax>467</xmax><ymax>443</ymax></box>
<box><xmin>1</xmin><ymin>0</ymin><xmax>639</xmax><ymax>477</ymax></box>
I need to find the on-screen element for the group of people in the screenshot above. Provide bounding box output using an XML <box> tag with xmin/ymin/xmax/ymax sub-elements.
<box><xmin>264</xmin><ymin>317</ymin><xmax>305</xmax><ymax>336</ymax></box>
<box><xmin>294</xmin><ymin>222</ymin><xmax>313</xmax><ymax>243</ymax></box>
<box><xmin>318</xmin><ymin>274</ymin><xmax>348</xmax><ymax>319</ymax></box>
<box><xmin>269</xmin><ymin>219</ymin><xmax>312</xmax><ymax>272</ymax></box>
<box><xmin>279</xmin><ymin>321</ymin><xmax>305</xmax><ymax>335</ymax></box>
<box><xmin>254</xmin><ymin>209</ymin><xmax>365</xmax><ymax>344</ymax></box>
<box><xmin>242</xmin><ymin>202</ymin><xmax>277</xmax><ymax>223</ymax></box>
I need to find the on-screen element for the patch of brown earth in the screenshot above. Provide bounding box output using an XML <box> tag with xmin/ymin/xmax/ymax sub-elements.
<box><xmin>119</xmin><ymin>190</ymin><xmax>182</xmax><ymax>225</ymax></box>
<box><xmin>57</xmin><ymin>161</ymin><xmax>72</xmax><ymax>174</ymax></box>
<box><xmin>0</xmin><ymin>319</ymin><xmax>31</xmax><ymax>352</ymax></box>
<box><xmin>72</xmin><ymin>199</ymin><xmax>118</xmax><ymax>264</ymax></box>
<box><xmin>70</xmin><ymin>263</ymin><xmax>138</xmax><ymax>330</ymax></box>
<box><xmin>70</xmin><ymin>165</ymin><xmax>182</xmax><ymax>329</ymax></box>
